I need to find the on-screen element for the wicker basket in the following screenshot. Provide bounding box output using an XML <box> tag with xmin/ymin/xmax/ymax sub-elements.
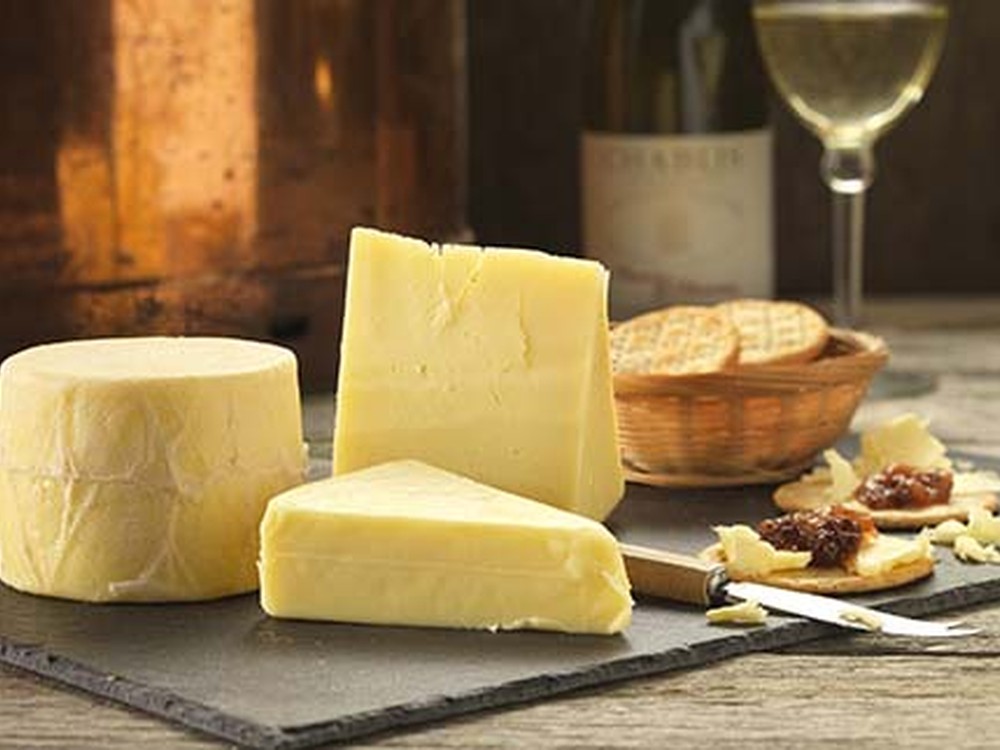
<box><xmin>613</xmin><ymin>328</ymin><xmax>888</xmax><ymax>488</ymax></box>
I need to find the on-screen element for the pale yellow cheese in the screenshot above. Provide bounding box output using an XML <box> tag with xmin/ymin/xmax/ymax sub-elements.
<box><xmin>953</xmin><ymin>535</ymin><xmax>1000</xmax><ymax>564</ymax></box>
<box><xmin>953</xmin><ymin>470</ymin><xmax>1000</xmax><ymax>495</ymax></box>
<box><xmin>966</xmin><ymin>507</ymin><xmax>1000</xmax><ymax>545</ymax></box>
<box><xmin>706</xmin><ymin>599</ymin><xmax>768</xmax><ymax>626</ymax></box>
<box><xmin>714</xmin><ymin>525</ymin><xmax>811</xmax><ymax>577</ymax></box>
<box><xmin>823</xmin><ymin>415</ymin><xmax>998</xmax><ymax>501</ymax></box>
<box><xmin>930</xmin><ymin>519</ymin><xmax>968</xmax><ymax>545</ymax></box>
<box><xmin>0</xmin><ymin>337</ymin><xmax>306</xmax><ymax>602</ymax></box>
<box><xmin>332</xmin><ymin>227</ymin><xmax>624</xmax><ymax>521</ymax></box>
<box><xmin>855</xmin><ymin>413</ymin><xmax>951</xmax><ymax>477</ymax></box>
<box><xmin>259</xmin><ymin>460</ymin><xmax>632</xmax><ymax>634</ymax></box>
<box><xmin>839</xmin><ymin>607</ymin><xmax>883</xmax><ymax>631</ymax></box>
<box><xmin>852</xmin><ymin>533</ymin><xmax>933</xmax><ymax>578</ymax></box>
<box><xmin>715</xmin><ymin>523</ymin><xmax>931</xmax><ymax>580</ymax></box>
<box><xmin>824</xmin><ymin>448</ymin><xmax>860</xmax><ymax>502</ymax></box>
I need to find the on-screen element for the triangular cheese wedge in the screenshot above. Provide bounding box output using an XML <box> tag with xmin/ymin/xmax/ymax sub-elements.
<box><xmin>333</xmin><ymin>227</ymin><xmax>624</xmax><ymax>520</ymax></box>
<box><xmin>259</xmin><ymin>460</ymin><xmax>632</xmax><ymax>635</ymax></box>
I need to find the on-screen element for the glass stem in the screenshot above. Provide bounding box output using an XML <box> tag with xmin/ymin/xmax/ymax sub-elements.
<box><xmin>822</xmin><ymin>144</ymin><xmax>874</xmax><ymax>328</ymax></box>
<box><xmin>832</xmin><ymin>190</ymin><xmax>865</xmax><ymax>327</ymax></box>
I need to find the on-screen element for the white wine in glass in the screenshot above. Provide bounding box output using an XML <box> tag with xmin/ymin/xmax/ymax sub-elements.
<box><xmin>753</xmin><ymin>0</ymin><xmax>948</xmax><ymax>325</ymax></box>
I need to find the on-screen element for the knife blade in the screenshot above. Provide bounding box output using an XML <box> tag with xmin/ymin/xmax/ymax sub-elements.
<box><xmin>619</xmin><ymin>543</ymin><xmax>977</xmax><ymax>637</ymax></box>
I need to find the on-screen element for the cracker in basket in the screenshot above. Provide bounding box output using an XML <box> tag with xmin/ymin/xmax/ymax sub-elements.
<box><xmin>774</xmin><ymin>413</ymin><xmax>1000</xmax><ymax>530</ymax></box>
<box><xmin>610</xmin><ymin>306</ymin><xmax>739</xmax><ymax>376</ymax></box>
<box><xmin>716</xmin><ymin>299</ymin><xmax>829</xmax><ymax>366</ymax></box>
<box><xmin>700</xmin><ymin>505</ymin><xmax>935</xmax><ymax>595</ymax></box>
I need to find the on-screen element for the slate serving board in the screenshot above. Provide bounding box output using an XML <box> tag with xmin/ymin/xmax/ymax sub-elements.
<box><xmin>3</xmin><ymin>456</ymin><xmax>1000</xmax><ymax>750</ymax></box>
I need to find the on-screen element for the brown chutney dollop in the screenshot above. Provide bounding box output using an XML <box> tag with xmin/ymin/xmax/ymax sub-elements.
<box><xmin>853</xmin><ymin>463</ymin><xmax>953</xmax><ymax>510</ymax></box>
<box><xmin>757</xmin><ymin>506</ymin><xmax>876</xmax><ymax>569</ymax></box>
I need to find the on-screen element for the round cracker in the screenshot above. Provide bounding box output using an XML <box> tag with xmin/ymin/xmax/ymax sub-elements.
<box><xmin>773</xmin><ymin>478</ymin><xmax>999</xmax><ymax>530</ymax></box>
<box><xmin>715</xmin><ymin>299</ymin><xmax>829</xmax><ymax>366</ymax></box>
<box><xmin>610</xmin><ymin>306</ymin><xmax>739</xmax><ymax>376</ymax></box>
<box><xmin>700</xmin><ymin>539</ymin><xmax>934</xmax><ymax>595</ymax></box>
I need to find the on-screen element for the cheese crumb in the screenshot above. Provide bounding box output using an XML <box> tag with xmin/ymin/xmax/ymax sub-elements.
<box><xmin>966</xmin><ymin>508</ymin><xmax>1000</xmax><ymax>545</ymax></box>
<box><xmin>706</xmin><ymin>599</ymin><xmax>768</xmax><ymax>626</ymax></box>
<box><xmin>954</xmin><ymin>535</ymin><xmax>1000</xmax><ymax>564</ymax></box>
<box><xmin>929</xmin><ymin>519</ymin><xmax>968</xmax><ymax>546</ymax></box>
<box><xmin>839</xmin><ymin>607</ymin><xmax>883</xmax><ymax>632</ymax></box>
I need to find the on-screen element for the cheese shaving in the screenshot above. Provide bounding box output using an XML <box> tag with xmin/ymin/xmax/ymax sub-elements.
<box><xmin>966</xmin><ymin>508</ymin><xmax>1000</xmax><ymax>545</ymax></box>
<box><xmin>839</xmin><ymin>607</ymin><xmax>883</xmax><ymax>631</ymax></box>
<box><xmin>706</xmin><ymin>599</ymin><xmax>768</xmax><ymax>626</ymax></box>
<box><xmin>714</xmin><ymin>525</ymin><xmax>811</xmax><ymax>577</ymax></box>
<box><xmin>929</xmin><ymin>519</ymin><xmax>968</xmax><ymax>545</ymax></box>
<box><xmin>852</xmin><ymin>532</ymin><xmax>933</xmax><ymax>578</ymax></box>
<box><xmin>824</xmin><ymin>449</ymin><xmax>860</xmax><ymax>502</ymax></box>
<box><xmin>854</xmin><ymin>413</ymin><xmax>951</xmax><ymax>478</ymax></box>
<box><xmin>954</xmin><ymin>535</ymin><xmax>1000</xmax><ymax>564</ymax></box>
<box><xmin>953</xmin><ymin>470</ymin><xmax>1000</xmax><ymax>496</ymax></box>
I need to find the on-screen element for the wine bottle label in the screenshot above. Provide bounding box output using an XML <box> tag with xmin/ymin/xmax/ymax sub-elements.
<box><xmin>581</xmin><ymin>129</ymin><xmax>773</xmax><ymax>319</ymax></box>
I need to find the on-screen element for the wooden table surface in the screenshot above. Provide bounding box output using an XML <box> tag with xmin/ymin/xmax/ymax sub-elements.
<box><xmin>3</xmin><ymin>298</ymin><xmax>1000</xmax><ymax>750</ymax></box>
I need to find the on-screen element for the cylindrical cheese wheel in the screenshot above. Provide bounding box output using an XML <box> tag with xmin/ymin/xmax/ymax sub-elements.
<box><xmin>0</xmin><ymin>337</ymin><xmax>306</xmax><ymax>602</ymax></box>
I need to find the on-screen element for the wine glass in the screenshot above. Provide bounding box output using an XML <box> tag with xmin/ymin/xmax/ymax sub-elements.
<box><xmin>752</xmin><ymin>0</ymin><xmax>948</xmax><ymax>327</ymax></box>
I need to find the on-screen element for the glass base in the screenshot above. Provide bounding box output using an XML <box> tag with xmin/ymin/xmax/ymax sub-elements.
<box><xmin>866</xmin><ymin>370</ymin><xmax>938</xmax><ymax>402</ymax></box>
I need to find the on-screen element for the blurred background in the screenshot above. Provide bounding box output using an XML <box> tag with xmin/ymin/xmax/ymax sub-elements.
<box><xmin>0</xmin><ymin>0</ymin><xmax>996</xmax><ymax>391</ymax></box>
<box><xmin>470</xmin><ymin>0</ymin><xmax>997</xmax><ymax>296</ymax></box>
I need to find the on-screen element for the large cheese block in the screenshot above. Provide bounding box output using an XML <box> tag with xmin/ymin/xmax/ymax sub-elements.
<box><xmin>332</xmin><ymin>227</ymin><xmax>624</xmax><ymax>521</ymax></box>
<box><xmin>0</xmin><ymin>337</ymin><xmax>306</xmax><ymax>602</ymax></box>
<box><xmin>259</xmin><ymin>460</ymin><xmax>633</xmax><ymax>634</ymax></box>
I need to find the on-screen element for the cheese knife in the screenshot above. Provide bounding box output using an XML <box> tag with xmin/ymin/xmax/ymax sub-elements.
<box><xmin>620</xmin><ymin>543</ymin><xmax>978</xmax><ymax>637</ymax></box>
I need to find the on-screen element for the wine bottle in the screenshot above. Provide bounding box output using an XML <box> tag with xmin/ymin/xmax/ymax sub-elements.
<box><xmin>581</xmin><ymin>0</ymin><xmax>773</xmax><ymax>319</ymax></box>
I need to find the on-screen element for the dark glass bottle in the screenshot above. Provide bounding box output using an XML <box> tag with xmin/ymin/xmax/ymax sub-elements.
<box><xmin>582</xmin><ymin>0</ymin><xmax>773</xmax><ymax>319</ymax></box>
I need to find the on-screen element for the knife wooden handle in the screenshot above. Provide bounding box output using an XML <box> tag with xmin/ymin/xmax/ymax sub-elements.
<box><xmin>619</xmin><ymin>543</ymin><xmax>726</xmax><ymax>607</ymax></box>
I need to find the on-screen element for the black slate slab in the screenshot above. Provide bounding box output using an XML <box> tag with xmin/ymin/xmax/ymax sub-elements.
<box><xmin>3</xmin><ymin>455</ymin><xmax>1000</xmax><ymax>750</ymax></box>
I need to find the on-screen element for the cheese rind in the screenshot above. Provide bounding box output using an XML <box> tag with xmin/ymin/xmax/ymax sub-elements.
<box><xmin>0</xmin><ymin>337</ymin><xmax>306</xmax><ymax>602</ymax></box>
<box><xmin>259</xmin><ymin>460</ymin><xmax>633</xmax><ymax>634</ymax></box>
<box><xmin>332</xmin><ymin>227</ymin><xmax>624</xmax><ymax>521</ymax></box>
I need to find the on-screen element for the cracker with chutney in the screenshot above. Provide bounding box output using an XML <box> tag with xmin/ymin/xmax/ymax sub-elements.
<box><xmin>700</xmin><ymin>504</ymin><xmax>935</xmax><ymax>595</ymax></box>
<box><xmin>774</xmin><ymin>414</ymin><xmax>999</xmax><ymax>530</ymax></box>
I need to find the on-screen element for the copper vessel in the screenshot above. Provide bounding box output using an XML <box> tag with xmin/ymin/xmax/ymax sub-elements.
<box><xmin>0</xmin><ymin>0</ymin><xmax>468</xmax><ymax>389</ymax></box>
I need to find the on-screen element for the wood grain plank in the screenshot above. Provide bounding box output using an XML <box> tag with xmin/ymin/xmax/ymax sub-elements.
<box><xmin>3</xmin><ymin>601</ymin><xmax>999</xmax><ymax>749</ymax></box>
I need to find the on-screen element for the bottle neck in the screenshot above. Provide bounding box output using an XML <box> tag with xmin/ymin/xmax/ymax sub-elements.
<box><xmin>583</xmin><ymin>0</ymin><xmax>768</xmax><ymax>135</ymax></box>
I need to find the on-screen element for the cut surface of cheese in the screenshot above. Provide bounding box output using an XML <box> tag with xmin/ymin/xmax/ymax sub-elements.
<box><xmin>332</xmin><ymin>227</ymin><xmax>624</xmax><ymax>521</ymax></box>
<box><xmin>259</xmin><ymin>460</ymin><xmax>632</xmax><ymax>634</ymax></box>
<box><xmin>0</xmin><ymin>337</ymin><xmax>306</xmax><ymax>602</ymax></box>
